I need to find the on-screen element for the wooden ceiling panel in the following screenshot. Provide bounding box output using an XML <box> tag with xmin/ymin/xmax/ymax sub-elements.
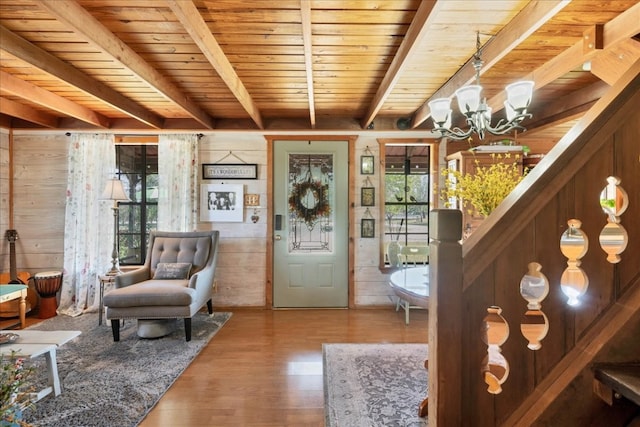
<box><xmin>0</xmin><ymin>0</ymin><xmax>636</xmax><ymax>152</ymax></box>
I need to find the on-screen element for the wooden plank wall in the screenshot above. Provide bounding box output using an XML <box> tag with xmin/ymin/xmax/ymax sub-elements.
<box><xmin>0</xmin><ymin>131</ymin><xmax>9</xmax><ymax>272</ymax></box>
<box><xmin>2</xmin><ymin>131</ymin><xmax>401</xmax><ymax>309</ymax></box>
<box><xmin>10</xmin><ymin>133</ymin><xmax>67</xmax><ymax>275</ymax></box>
<box><xmin>197</xmin><ymin>134</ymin><xmax>268</xmax><ymax>308</ymax></box>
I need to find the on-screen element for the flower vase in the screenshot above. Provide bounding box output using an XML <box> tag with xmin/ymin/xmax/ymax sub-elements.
<box><xmin>387</xmin><ymin>241</ymin><xmax>401</xmax><ymax>267</ymax></box>
<box><xmin>1</xmin><ymin>394</ymin><xmax>23</xmax><ymax>427</ymax></box>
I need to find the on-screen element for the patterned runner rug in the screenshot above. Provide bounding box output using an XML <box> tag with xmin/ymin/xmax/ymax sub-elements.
<box><xmin>20</xmin><ymin>311</ymin><xmax>231</xmax><ymax>426</ymax></box>
<box><xmin>323</xmin><ymin>343</ymin><xmax>429</xmax><ymax>427</ymax></box>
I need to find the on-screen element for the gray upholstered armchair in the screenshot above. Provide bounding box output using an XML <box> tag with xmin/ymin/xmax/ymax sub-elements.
<box><xmin>103</xmin><ymin>230</ymin><xmax>219</xmax><ymax>342</ymax></box>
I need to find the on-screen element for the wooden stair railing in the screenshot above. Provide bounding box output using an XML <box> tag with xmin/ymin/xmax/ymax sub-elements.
<box><xmin>503</xmin><ymin>277</ymin><xmax>640</xmax><ymax>426</ymax></box>
<box><xmin>462</xmin><ymin>59</ymin><xmax>640</xmax><ymax>289</ymax></box>
<box><xmin>429</xmin><ymin>60</ymin><xmax>640</xmax><ymax>426</ymax></box>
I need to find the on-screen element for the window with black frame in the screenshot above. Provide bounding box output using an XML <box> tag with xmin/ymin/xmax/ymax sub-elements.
<box><xmin>115</xmin><ymin>145</ymin><xmax>158</xmax><ymax>266</ymax></box>
<box><xmin>384</xmin><ymin>145</ymin><xmax>430</xmax><ymax>267</ymax></box>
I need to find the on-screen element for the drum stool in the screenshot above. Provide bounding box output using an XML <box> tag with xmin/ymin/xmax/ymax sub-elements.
<box><xmin>33</xmin><ymin>271</ymin><xmax>63</xmax><ymax>319</ymax></box>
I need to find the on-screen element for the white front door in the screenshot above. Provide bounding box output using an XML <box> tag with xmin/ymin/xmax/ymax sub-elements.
<box><xmin>273</xmin><ymin>140</ymin><xmax>348</xmax><ymax>307</ymax></box>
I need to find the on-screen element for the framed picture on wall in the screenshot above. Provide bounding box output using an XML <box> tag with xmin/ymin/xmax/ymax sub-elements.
<box><xmin>361</xmin><ymin>187</ymin><xmax>375</xmax><ymax>207</ymax></box>
<box><xmin>200</xmin><ymin>184</ymin><xmax>244</xmax><ymax>222</ymax></box>
<box><xmin>360</xmin><ymin>155</ymin><xmax>374</xmax><ymax>175</ymax></box>
<box><xmin>361</xmin><ymin>218</ymin><xmax>375</xmax><ymax>238</ymax></box>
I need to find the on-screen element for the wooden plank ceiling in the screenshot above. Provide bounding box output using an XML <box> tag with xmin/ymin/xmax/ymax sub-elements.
<box><xmin>0</xmin><ymin>0</ymin><xmax>638</xmax><ymax>154</ymax></box>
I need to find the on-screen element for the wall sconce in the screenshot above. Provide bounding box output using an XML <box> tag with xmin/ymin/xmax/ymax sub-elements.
<box><xmin>244</xmin><ymin>194</ymin><xmax>261</xmax><ymax>223</ymax></box>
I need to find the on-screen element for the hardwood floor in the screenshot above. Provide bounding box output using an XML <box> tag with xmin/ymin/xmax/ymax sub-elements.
<box><xmin>1</xmin><ymin>306</ymin><xmax>428</xmax><ymax>426</ymax></box>
<box><xmin>139</xmin><ymin>308</ymin><xmax>429</xmax><ymax>427</ymax></box>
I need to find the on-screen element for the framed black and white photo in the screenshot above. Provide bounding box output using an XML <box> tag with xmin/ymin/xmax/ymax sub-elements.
<box><xmin>200</xmin><ymin>184</ymin><xmax>244</xmax><ymax>222</ymax></box>
<box><xmin>360</xmin><ymin>155</ymin><xmax>374</xmax><ymax>175</ymax></box>
<box><xmin>202</xmin><ymin>163</ymin><xmax>258</xmax><ymax>180</ymax></box>
<box><xmin>361</xmin><ymin>218</ymin><xmax>375</xmax><ymax>238</ymax></box>
<box><xmin>361</xmin><ymin>187</ymin><xmax>375</xmax><ymax>207</ymax></box>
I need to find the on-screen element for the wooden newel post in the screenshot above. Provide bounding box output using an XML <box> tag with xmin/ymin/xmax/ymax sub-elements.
<box><xmin>427</xmin><ymin>209</ymin><xmax>463</xmax><ymax>425</ymax></box>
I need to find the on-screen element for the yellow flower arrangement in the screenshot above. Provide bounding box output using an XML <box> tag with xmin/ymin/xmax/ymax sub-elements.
<box><xmin>441</xmin><ymin>153</ymin><xmax>524</xmax><ymax>218</ymax></box>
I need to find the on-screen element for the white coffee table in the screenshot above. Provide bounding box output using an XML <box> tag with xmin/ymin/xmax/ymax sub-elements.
<box><xmin>0</xmin><ymin>329</ymin><xmax>81</xmax><ymax>401</ymax></box>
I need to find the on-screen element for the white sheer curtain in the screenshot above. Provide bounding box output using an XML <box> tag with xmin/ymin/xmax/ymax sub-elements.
<box><xmin>158</xmin><ymin>134</ymin><xmax>199</xmax><ymax>231</ymax></box>
<box><xmin>58</xmin><ymin>134</ymin><xmax>115</xmax><ymax>317</ymax></box>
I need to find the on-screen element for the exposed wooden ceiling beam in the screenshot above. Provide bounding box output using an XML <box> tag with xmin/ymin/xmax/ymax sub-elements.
<box><xmin>524</xmin><ymin>80</ymin><xmax>609</xmax><ymax>136</ymax></box>
<box><xmin>300</xmin><ymin>0</ymin><xmax>316</xmax><ymax>129</ymax></box>
<box><xmin>0</xmin><ymin>71</ymin><xmax>110</xmax><ymax>128</ymax></box>
<box><xmin>0</xmin><ymin>96</ymin><xmax>59</xmax><ymax>128</ymax></box>
<box><xmin>166</xmin><ymin>0</ymin><xmax>264</xmax><ymax>129</ymax></box>
<box><xmin>0</xmin><ymin>25</ymin><xmax>163</xmax><ymax>129</ymax></box>
<box><xmin>484</xmin><ymin>1</ymin><xmax>640</xmax><ymax>113</ymax></box>
<box><xmin>590</xmin><ymin>38</ymin><xmax>640</xmax><ymax>85</ymax></box>
<box><xmin>411</xmin><ymin>0</ymin><xmax>572</xmax><ymax>129</ymax></box>
<box><xmin>361</xmin><ymin>0</ymin><xmax>441</xmax><ymax>129</ymax></box>
<box><xmin>37</xmin><ymin>0</ymin><xmax>216</xmax><ymax>129</ymax></box>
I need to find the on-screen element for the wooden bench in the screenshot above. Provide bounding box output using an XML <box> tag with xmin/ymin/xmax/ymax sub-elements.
<box><xmin>594</xmin><ymin>363</ymin><xmax>640</xmax><ymax>407</ymax></box>
<box><xmin>0</xmin><ymin>330</ymin><xmax>81</xmax><ymax>401</ymax></box>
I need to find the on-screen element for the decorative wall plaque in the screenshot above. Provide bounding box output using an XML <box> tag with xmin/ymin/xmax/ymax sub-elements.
<box><xmin>202</xmin><ymin>163</ymin><xmax>258</xmax><ymax>180</ymax></box>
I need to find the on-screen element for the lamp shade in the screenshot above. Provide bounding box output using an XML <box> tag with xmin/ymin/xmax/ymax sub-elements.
<box><xmin>428</xmin><ymin>98</ymin><xmax>452</xmax><ymax>124</ymax></box>
<box><xmin>101</xmin><ymin>178</ymin><xmax>130</xmax><ymax>201</ymax></box>
<box><xmin>505</xmin><ymin>81</ymin><xmax>534</xmax><ymax>111</ymax></box>
<box><xmin>455</xmin><ymin>85</ymin><xmax>482</xmax><ymax>115</ymax></box>
<box><xmin>503</xmin><ymin>100</ymin><xmax>516</xmax><ymax>121</ymax></box>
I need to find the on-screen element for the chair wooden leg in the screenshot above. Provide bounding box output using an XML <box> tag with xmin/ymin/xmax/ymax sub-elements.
<box><xmin>207</xmin><ymin>299</ymin><xmax>213</xmax><ymax>314</ymax></box>
<box><xmin>111</xmin><ymin>319</ymin><xmax>120</xmax><ymax>342</ymax></box>
<box><xmin>419</xmin><ymin>397</ymin><xmax>428</xmax><ymax>417</ymax></box>
<box><xmin>184</xmin><ymin>317</ymin><xmax>192</xmax><ymax>341</ymax></box>
<box><xmin>405</xmin><ymin>301</ymin><xmax>410</xmax><ymax>325</ymax></box>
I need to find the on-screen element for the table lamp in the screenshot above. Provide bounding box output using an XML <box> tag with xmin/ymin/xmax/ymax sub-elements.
<box><xmin>101</xmin><ymin>178</ymin><xmax>130</xmax><ymax>275</ymax></box>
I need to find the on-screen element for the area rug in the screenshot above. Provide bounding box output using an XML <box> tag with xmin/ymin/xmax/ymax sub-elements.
<box><xmin>20</xmin><ymin>311</ymin><xmax>231</xmax><ymax>427</ymax></box>
<box><xmin>323</xmin><ymin>343</ymin><xmax>429</xmax><ymax>427</ymax></box>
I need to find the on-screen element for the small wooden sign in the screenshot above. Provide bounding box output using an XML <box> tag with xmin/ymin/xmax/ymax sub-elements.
<box><xmin>202</xmin><ymin>163</ymin><xmax>258</xmax><ymax>180</ymax></box>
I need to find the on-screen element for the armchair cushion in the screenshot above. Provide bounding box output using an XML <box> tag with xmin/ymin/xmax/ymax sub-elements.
<box><xmin>104</xmin><ymin>281</ymin><xmax>193</xmax><ymax>307</ymax></box>
<box><xmin>153</xmin><ymin>262</ymin><xmax>192</xmax><ymax>280</ymax></box>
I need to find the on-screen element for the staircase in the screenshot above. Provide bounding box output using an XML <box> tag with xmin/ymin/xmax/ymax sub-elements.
<box><xmin>427</xmin><ymin>61</ymin><xmax>640</xmax><ymax>426</ymax></box>
<box><xmin>594</xmin><ymin>363</ymin><xmax>640</xmax><ymax>407</ymax></box>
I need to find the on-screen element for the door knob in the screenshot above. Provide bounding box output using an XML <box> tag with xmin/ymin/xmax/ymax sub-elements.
<box><xmin>274</xmin><ymin>235</ymin><xmax>282</xmax><ymax>241</ymax></box>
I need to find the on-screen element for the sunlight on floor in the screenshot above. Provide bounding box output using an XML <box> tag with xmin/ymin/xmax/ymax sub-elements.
<box><xmin>287</xmin><ymin>361</ymin><xmax>323</xmax><ymax>375</ymax></box>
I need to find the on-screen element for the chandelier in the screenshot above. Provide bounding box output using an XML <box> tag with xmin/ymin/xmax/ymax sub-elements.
<box><xmin>428</xmin><ymin>32</ymin><xmax>534</xmax><ymax>140</ymax></box>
